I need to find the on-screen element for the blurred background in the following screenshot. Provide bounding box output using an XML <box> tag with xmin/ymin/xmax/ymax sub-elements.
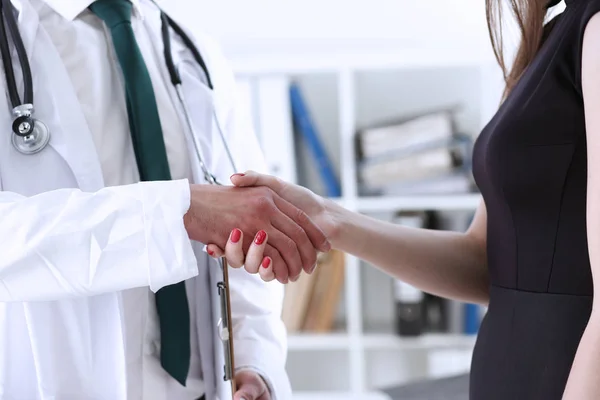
<box><xmin>163</xmin><ymin>1</ymin><xmax>549</xmax><ymax>399</ymax></box>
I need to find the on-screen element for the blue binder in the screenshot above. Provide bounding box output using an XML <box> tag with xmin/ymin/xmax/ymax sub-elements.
<box><xmin>289</xmin><ymin>83</ymin><xmax>341</xmax><ymax>197</ymax></box>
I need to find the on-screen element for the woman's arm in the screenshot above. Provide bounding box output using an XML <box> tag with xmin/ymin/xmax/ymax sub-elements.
<box><xmin>223</xmin><ymin>172</ymin><xmax>490</xmax><ymax>304</ymax></box>
<box><xmin>327</xmin><ymin>198</ymin><xmax>489</xmax><ymax>304</ymax></box>
<box><xmin>562</xmin><ymin>12</ymin><xmax>600</xmax><ymax>400</ymax></box>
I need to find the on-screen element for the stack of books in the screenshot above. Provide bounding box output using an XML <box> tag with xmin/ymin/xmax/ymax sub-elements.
<box><xmin>356</xmin><ymin>109</ymin><xmax>476</xmax><ymax>196</ymax></box>
<box><xmin>280</xmin><ymin>250</ymin><xmax>345</xmax><ymax>334</ymax></box>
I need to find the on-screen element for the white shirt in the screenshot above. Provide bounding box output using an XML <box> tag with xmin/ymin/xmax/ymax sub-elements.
<box><xmin>31</xmin><ymin>0</ymin><xmax>204</xmax><ymax>398</ymax></box>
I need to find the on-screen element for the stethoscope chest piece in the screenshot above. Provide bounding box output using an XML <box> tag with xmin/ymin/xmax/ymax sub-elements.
<box><xmin>11</xmin><ymin>104</ymin><xmax>50</xmax><ymax>155</ymax></box>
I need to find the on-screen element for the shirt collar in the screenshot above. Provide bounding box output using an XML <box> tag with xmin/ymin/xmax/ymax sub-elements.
<box><xmin>42</xmin><ymin>0</ymin><xmax>144</xmax><ymax>21</ymax></box>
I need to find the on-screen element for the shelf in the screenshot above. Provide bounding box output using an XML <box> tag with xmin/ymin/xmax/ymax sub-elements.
<box><xmin>287</xmin><ymin>332</ymin><xmax>477</xmax><ymax>351</ymax></box>
<box><xmin>363</xmin><ymin>333</ymin><xmax>477</xmax><ymax>351</ymax></box>
<box><xmin>288</xmin><ymin>333</ymin><xmax>351</xmax><ymax>351</ymax></box>
<box><xmin>357</xmin><ymin>193</ymin><xmax>481</xmax><ymax>213</ymax></box>
<box><xmin>293</xmin><ymin>391</ymin><xmax>392</xmax><ymax>400</ymax></box>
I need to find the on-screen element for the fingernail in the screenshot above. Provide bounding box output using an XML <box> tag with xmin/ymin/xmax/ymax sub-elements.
<box><xmin>254</xmin><ymin>230</ymin><xmax>267</xmax><ymax>245</ymax></box>
<box><xmin>207</xmin><ymin>249</ymin><xmax>215</xmax><ymax>256</ymax></box>
<box><xmin>261</xmin><ymin>257</ymin><xmax>271</xmax><ymax>269</ymax></box>
<box><xmin>230</xmin><ymin>173</ymin><xmax>245</xmax><ymax>179</ymax></box>
<box><xmin>230</xmin><ymin>228</ymin><xmax>242</xmax><ymax>243</ymax></box>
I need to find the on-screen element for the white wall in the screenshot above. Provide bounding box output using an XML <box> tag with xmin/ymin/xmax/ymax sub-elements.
<box><xmin>163</xmin><ymin>0</ymin><xmax>494</xmax><ymax>62</ymax></box>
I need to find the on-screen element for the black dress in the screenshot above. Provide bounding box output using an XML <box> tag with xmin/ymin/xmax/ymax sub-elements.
<box><xmin>470</xmin><ymin>0</ymin><xmax>600</xmax><ymax>398</ymax></box>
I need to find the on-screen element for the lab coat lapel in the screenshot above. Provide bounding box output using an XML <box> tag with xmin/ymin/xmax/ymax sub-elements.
<box><xmin>141</xmin><ymin>6</ymin><xmax>214</xmax><ymax>185</ymax></box>
<box><xmin>15</xmin><ymin>0</ymin><xmax>104</xmax><ymax>192</ymax></box>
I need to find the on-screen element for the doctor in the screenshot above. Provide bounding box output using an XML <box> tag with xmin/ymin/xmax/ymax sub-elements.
<box><xmin>0</xmin><ymin>0</ymin><xmax>330</xmax><ymax>399</ymax></box>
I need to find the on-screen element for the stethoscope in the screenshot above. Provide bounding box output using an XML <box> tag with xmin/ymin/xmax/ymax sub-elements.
<box><xmin>0</xmin><ymin>0</ymin><xmax>50</xmax><ymax>154</ymax></box>
<box><xmin>0</xmin><ymin>0</ymin><xmax>240</xmax><ymax>394</ymax></box>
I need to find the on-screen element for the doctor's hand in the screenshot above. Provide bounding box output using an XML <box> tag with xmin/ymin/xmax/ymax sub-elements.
<box><xmin>233</xmin><ymin>370</ymin><xmax>271</xmax><ymax>400</ymax></box>
<box><xmin>205</xmin><ymin>171</ymin><xmax>339</xmax><ymax>281</ymax></box>
<box><xmin>183</xmin><ymin>183</ymin><xmax>330</xmax><ymax>283</ymax></box>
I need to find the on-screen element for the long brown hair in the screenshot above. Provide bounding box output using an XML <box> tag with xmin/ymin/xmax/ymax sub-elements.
<box><xmin>486</xmin><ymin>0</ymin><xmax>558</xmax><ymax>98</ymax></box>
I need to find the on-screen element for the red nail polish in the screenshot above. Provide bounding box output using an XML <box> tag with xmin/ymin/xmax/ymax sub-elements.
<box><xmin>254</xmin><ymin>230</ymin><xmax>267</xmax><ymax>245</ymax></box>
<box><xmin>261</xmin><ymin>257</ymin><xmax>271</xmax><ymax>269</ymax></box>
<box><xmin>207</xmin><ymin>249</ymin><xmax>214</xmax><ymax>256</ymax></box>
<box><xmin>231</xmin><ymin>228</ymin><xmax>242</xmax><ymax>243</ymax></box>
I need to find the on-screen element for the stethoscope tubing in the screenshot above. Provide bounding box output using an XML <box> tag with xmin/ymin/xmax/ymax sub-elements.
<box><xmin>160</xmin><ymin>11</ymin><xmax>237</xmax><ymax>177</ymax></box>
<box><xmin>0</xmin><ymin>0</ymin><xmax>32</xmax><ymax>108</ymax></box>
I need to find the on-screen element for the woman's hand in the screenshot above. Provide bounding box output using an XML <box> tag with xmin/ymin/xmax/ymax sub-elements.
<box><xmin>231</xmin><ymin>171</ymin><xmax>338</xmax><ymax>240</ymax></box>
<box><xmin>206</xmin><ymin>171</ymin><xmax>339</xmax><ymax>282</ymax></box>
<box><xmin>206</xmin><ymin>227</ymin><xmax>276</xmax><ymax>282</ymax></box>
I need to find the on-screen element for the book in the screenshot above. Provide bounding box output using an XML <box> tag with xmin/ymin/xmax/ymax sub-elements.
<box><xmin>355</xmin><ymin>108</ymin><xmax>474</xmax><ymax>196</ymax></box>
<box><xmin>290</xmin><ymin>82</ymin><xmax>341</xmax><ymax>197</ymax></box>
<box><xmin>356</xmin><ymin>109</ymin><xmax>456</xmax><ymax>159</ymax></box>
<box><xmin>281</xmin><ymin>250</ymin><xmax>346</xmax><ymax>333</ymax></box>
<box><xmin>302</xmin><ymin>250</ymin><xmax>345</xmax><ymax>332</ymax></box>
<box><xmin>281</xmin><ymin>270</ymin><xmax>318</xmax><ymax>333</ymax></box>
<box><xmin>358</xmin><ymin>134</ymin><xmax>475</xmax><ymax>196</ymax></box>
<box><xmin>360</xmin><ymin>171</ymin><xmax>475</xmax><ymax>197</ymax></box>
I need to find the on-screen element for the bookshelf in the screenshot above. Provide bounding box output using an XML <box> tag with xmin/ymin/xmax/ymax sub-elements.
<box><xmin>288</xmin><ymin>332</ymin><xmax>476</xmax><ymax>352</ymax></box>
<box><xmin>234</xmin><ymin>65</ymin><xmax>497</xmax><ymax>396</ymax></box>
<box><xmin>227</xmin><ymin>64</ymin><xmax>501</xmax><ymax>396</ymax></box>
<box><xmin>355</xmin><ymin>194</ymin><xmax>481</xmax><ymax>213</ymax></box>
<box><xmin>170</xmin><ymin>0</ymin><xmax>508</xmax><ymax>397</ymax></box>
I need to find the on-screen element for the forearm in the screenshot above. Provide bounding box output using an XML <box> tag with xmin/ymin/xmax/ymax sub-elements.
<box><xmin>327</xmin><ymin>200</ymin><xmax>489</xmax><ymax>304</ymax></box>
<box><xmin>0</xmin><ymin>180</ymin><xmax>197</xmax><ymax>301</ymax></box>
<box><xmin>563</xmin><ymin>312</ymin><xmax>600</xmax><ymax>399</ymax></box>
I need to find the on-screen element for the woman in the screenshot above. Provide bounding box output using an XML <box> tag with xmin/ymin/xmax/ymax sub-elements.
<box><xmin>207</xmin><ymin>0</ymin><xmax>600</xmax><ymax>398</ymax></box>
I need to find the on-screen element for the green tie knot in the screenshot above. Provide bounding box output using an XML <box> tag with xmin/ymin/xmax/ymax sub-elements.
<box><xmin>90</xmin><ymin>0</ymin><xmax>132</xmax><ymax>28</ymax></box>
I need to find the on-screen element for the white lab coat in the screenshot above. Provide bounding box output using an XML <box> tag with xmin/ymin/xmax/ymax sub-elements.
<box><xmin>0</xmin><ymin>1</ymin><xmax>291</xmax><ymax>399</ymax></box>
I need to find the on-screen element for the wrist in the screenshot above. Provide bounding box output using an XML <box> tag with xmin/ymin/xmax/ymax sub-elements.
<box><xmin>323</xmin><ymin>197</ymin><xmax>347</xmax><ymax>250</ymax></box>
<box><xmin>183</xmin><ymin>184</ymin><xmax>213</xmax><ymax>241</ymax></box>
<box><xmin>183</xmin><ymin>184</ymin><xmax>193</xmax><ymax>233</ymax></box>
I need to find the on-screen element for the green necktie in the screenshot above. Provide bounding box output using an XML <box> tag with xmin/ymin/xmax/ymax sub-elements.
<box><xmin>89</xmin><ymin>0</ymin><xmax>191</xmax><ymax>386</ymax></box>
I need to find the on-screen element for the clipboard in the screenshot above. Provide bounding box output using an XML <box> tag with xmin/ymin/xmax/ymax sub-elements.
<box><xmin>216</xmin><ymin>256</ymin><xmax>237</xmax><ymax>396</ymax></box>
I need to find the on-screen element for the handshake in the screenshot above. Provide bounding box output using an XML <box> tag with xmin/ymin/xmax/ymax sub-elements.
<box><xmin>183</xmin><ymin>171</ymin><xmax>338</xmax><ymax>283</ymax></box>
